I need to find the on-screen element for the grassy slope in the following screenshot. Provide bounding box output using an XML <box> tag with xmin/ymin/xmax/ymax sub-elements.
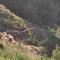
<box><xmin>0</xmin><ymin>4</ymin><xmax>28</xmax><ymax>31</ymax></box>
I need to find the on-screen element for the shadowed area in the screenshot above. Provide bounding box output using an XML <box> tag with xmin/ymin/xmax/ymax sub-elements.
<box><xmin>0</xmin><ymin>0</ymin><xmax>60</xmax><ymax>27</ymax></box>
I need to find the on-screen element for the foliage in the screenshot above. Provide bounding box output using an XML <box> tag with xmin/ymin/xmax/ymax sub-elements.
<box><xmin>51</xmin><ymin>46</ymin><xmax>60</xmax><ymax>60</ymax></box>
<box><xmin>56</xmin><ymin>27</ymin><xmax>60</xmax><ymax>39</ymax></box>
<box><xmin>0</xmin><ymin>39</ymin><xmax>31</xmax><ymax>60</ymax></box>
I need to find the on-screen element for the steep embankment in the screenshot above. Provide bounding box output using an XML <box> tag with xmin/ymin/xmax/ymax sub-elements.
<box><xmin>0</xmin><ymin>4</ymin><xmax>31</xmax><ymax>41</ymax></box>
<box><xmin>0</xmin><ymin>4</ymin><xmax>48</xmax><ymax>43</ymax></box>
<box><xmin>0</xmin><ymin>4</ymin><xmax>28</xmax><ymax>30</ymax></box>
<box><xmin>0</xmin><ymin>4</ymin><xmax>42</xmax><ymax>56</ymax></box>
<box><xmin>0</xmin><ymin>4</ymin><xmax>50</xmax><ymax>56</ymax></box>
<box><xmin>0</xmin><ymin>32</ymin><xmax>41</xmax><ymax>55</ymax></box>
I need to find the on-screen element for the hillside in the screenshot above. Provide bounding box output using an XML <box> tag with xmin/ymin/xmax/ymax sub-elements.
<box><xmin>0</xmin><ymin>1</ymin><xmax>60</xmax><ymax>60</ymax></box>
<box><xmin>0</xmin><ymin>4</ymin><xmax>31</xmax><ymax>40</ymax></box>
<box><xmin>0</xmin><ymin>4</ymin><xmax>48</xmax><ymax>44</ymax></box>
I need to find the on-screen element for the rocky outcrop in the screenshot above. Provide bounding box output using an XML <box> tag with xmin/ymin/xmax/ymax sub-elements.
<box><xmin>0</xmin><ymin>32</ymin><xmax>18</xmax><ymax>47</ymax></box>
<box><xmin>20</xmin><ymin>43</ymin><xmax>46</xmax><ymax>55</ymax></box>
<box><xmin>0</xmin><ymin>32</ymin><xmax>46</xmax><ymax>55</ymax></box>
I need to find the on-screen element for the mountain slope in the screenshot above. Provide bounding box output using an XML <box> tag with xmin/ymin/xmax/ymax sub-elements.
<box><xmin>0</xmin><ymin>2</ymin><xmax>60</xmax><ymax>57</ymax></box>
<box><xmin>0</xmin><ymin>4</ymin><xmax>31</xmax><ymax>41</ymax></box>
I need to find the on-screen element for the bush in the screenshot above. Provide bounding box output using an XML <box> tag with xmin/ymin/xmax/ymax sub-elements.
<box><xmin>52</xmin><ymin>46</ymin><xmax>60</xmax><ymax>60</ymax></box>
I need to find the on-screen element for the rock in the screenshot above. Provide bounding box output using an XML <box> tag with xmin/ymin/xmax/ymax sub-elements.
<box><xmin>28</xmin><ymin>46</ymin><xmax>40</xmax><ymax>55</ymax></box>
<box><xmin>22</xmin><ymin>45</ymin><xmax>46</xmax><ymax>55</ymax></box>
<box><xmin>0</xmin><ymin>32</ymin><xmax>18</xmax><ymax>46</ymax></box>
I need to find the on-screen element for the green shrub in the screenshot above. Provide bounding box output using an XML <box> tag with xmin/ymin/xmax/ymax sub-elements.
<box><xmin>52</xmin><ymin>46</ymin><xmax>60</xmax><ymax>60</ymax></box>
